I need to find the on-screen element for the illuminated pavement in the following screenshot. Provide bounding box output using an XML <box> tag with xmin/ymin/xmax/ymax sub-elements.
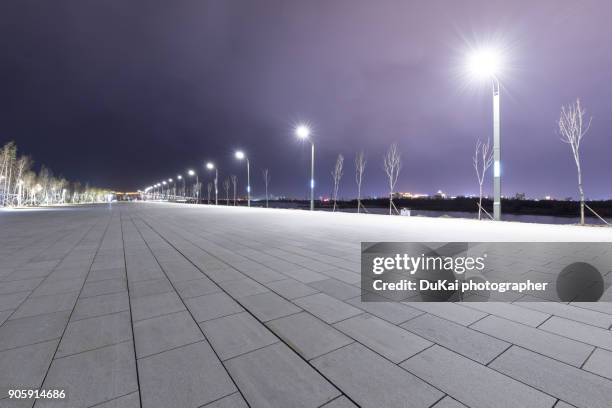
<box><xmin>1</xmin><ymin>203</ymin><xmax>611</xmax><ymax>408</ymax></box>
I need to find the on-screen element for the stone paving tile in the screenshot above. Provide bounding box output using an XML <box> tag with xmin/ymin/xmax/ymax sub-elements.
<box><xmin>401</xmin><ymin>345</ymin><xmax>555</xmax><ymax>408</ymax></box>
<box><xmin>539</xmin><ymin>316</ymin><xmax>612</xmax><ymax>350</ymax></box>
<box><xmin>0</xmin><ymin>311</ymin><xmax>70</xmax><ymax>351</ymax></box>
<box><xmin>128</xmin><ymin>278</ymin><xmax>173</xmax><ymax>298</ymax></box>
<box><xmin>131</xmin><ymin>291</ymin><xmax>186</xmax><ymax>322</ymax></box>
<box><xmin>239</xmin><ymin>292</ymin><xmax>301</xmax><ymax>322</ymax></box>
<box><xmin>0</xmin><ymin>339</ymin><xmax>58</xmax><ymax>396</ymax></box>
<box><xmin>490</xmin><ymin>346</ymin><xmax>612</xmax><ymax>408</ymax></box>
<box><xmin>80</xmin><ymin>278</ymin><xmax>126</xmax><ymax>298</ymax></box>
<box><xmin>86</xmin><ymin>268</ymin><xmax>126</xmax><ymax>283</ymax></box>
<box><xmin>200</xmin><ymin>312</ymin><xmax>278</xmax><ymax>360</ymax></box>
<box><xmin>308</xmin><ymin>279</ymin><xmax>361</xmax><ymax>300</ymax></box>
<box><xmin>334</xmin><ymin>314</ymin><xmax>431</xmax><ymax>363</ymax></box>
<box><xmin>553</xmin><ymin>402</ymin><xmax>576</xmax><ymax>408</ymax></box>
<box><xmin>406</xmin><ymin>302</ymin><xmax>487</xmax><ymax>326</ymax></box>
<box><xmin>282</xmin><ymin>268</ymin><xmax>328</xmax><ymax>283</ymax></box>
<box><xmin>71</xmin><ymin>291</ymin><xmax>129</xmax><ymax>321</ymax></box>
<box><xmin>293</xmin><ymin>293</ymin><xmax>361</xmax><ymax>324</ymax></box>
<box><xmin>267</xmin><ymin>312</ymin><xmax>353</xmax><ymax>360</ymax></box>
<box><xmin>218</xmin><ymin>278</ymin><xmax>269</xmax><ymax>299</ymax></box>
<box><xmin>56</xmin><ymin>311</ymin><xmax>132</xmax><ymax>358</ymax></box>
<box><xmin>265</xmin><ymin>279</ymin><xmax>319</xmax><ymax>299</ymax></box>
<box><xmin>225</xmin><ymin>342</ymin><xmax>340</xmax><ymax>408</ymax></box>
<box><xmin>0</xmin><ymin>278</ymin><xmax>43</xmax><ymax>295</ymax></box>
<box><xmin>402</xmin><ymin>314</ymin><xmax>510</xmax><ymax>364</ymax></box>
<box><xmin>185</xmin><ymin>292</ymin><xmax>243</xmax><ymax>322</ymax></box>
<box><xmin>174</xmin><ymin>276</ymin><xmax>219</xmax><ymax>298</ymax></box>
<box><xmin>0</xmin><ymin>292</ymin><xmax>30</xmax><ymax>312</ymax></box>
<box><xmin>30</xmin><ymin>278</ymin><xmax>85</xmax><ymax>297</ymax></box>
<box><xmin>471</xmin><ymin>315</ymin><xmax>593</xmax><ymax>367</ymax></box>
<box><xmin>202</xmin><ymin>392</ymin><xmax>248</xmax><ymax>408</ymax></box>
<box><xmin>516</xmin><ymin>297</ymin><xmax>612</xmax><ymax>328</ymax></box>
<box><xmin>138</xmin><ymin>341</ymin><xmax>236</xmax><ymax>408</ymax></box>
<box><xmin>39</xmin><ymin>342</ymin><xmax>138</xmax><ymax>408</ymax></box>
<box><xmin>204</xmin><ymin>267</ymin><xmax>246</xmax><ymax>283</ymax></box>
<box><xmin>93</xmin><ymin>392</ymin><xmax>140</xmax><ymax>408</ymax></box>
<box><xmin>582</xmin><ymin>347</ymin><xmax>612</xmax><ymax>380</ymax></box>
<box><xmin>312</xmin><ymin>342</ymin><xmax>442</xmax><ymax>408</ymax></box>
<box><xmin>345</xmin><ymin>294</ymin><xmax>424</xmax><ymax>324</ymax></box>
<box><xmin>134</xmin><ymin>310</ymin><xmax>204</xmax><ymax>358</ymax></box>
<box><xmin>239</xmin><ymin>267</ymin><xmax>286</xmax><ymax>283</ymax></box>
<box><xmin>10</xmin><ymin>291</ymin><xmax>79</xmax><ymax>320</ymax></box>
<box><xmin>464</xmin><ymin>302</ymin><xmax>550</xmax><ymax>327</ymax></box>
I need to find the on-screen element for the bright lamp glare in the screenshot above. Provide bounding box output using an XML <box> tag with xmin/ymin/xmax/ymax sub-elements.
<box><xmin>188</xmin><ymin>169</ymin><xmax>195</xmax><ymax>176</ymax></box>
<box><xmin>235</xmin><ymin>151</ymin><xmax>245</xmax><ymax>160</ymax></box>
<box><xmin>206</xmin><ymin>162</ymin><xmax>214</xmax><ymax>170</ymax></box>
<box><xmin>168</xmin><ymin>178</ymin><xmax>172</xmax><ymax>182</ymax></box>
<box><xmin>162</xmin><ymin>181</ymin><xmax>167</xmax><ymax>185</ymax></box>
<box><xmin>177</xmin><ymin>175</ymin><xmax>182</xmax><ymax>179</ymax></box>
<box><xmin>295</xmin><ymin>125</ymin><xmax>310</xmax><ymax>139</ymax></box>
<box><xmin>467</xmin><ymin>48</ymin><xmax>501</xmax><ymax>78</ymax></box>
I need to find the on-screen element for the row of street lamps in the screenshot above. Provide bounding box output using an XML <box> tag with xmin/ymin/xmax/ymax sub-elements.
<box><xmin>144</xmin><ymin>47</ymin><xmax>503</xmax><ymax>218</ymax></box>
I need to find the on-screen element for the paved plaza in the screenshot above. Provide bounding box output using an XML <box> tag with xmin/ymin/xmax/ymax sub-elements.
<box><xmin>1</xmin><ymin>202</ymin><xmax>612</xmax><ymax>408</ymax></box>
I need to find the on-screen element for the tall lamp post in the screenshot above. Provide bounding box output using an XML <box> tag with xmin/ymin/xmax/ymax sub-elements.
<box><xmin>206</xmin><ymin>162</ymin><xmax>218</xmax><ymax>205</ymax></box>
<box><xmin>177</xmin><ymin>175</ymin><xmax>184</xmax><ymax>200</ymax></box>
<box><xmin>235</xmin><ymin>151</ymin><xmax>250</xmax><ymax>207</ymax></box>
<box><xmin>168</xmin><ymin>178</ymin><xmax>173</xmax><ymax>201</ymax></box>
<box><xmin>467</xmin><ymin>48</ymin><xmax>502</xmax><ymax>220</ymax></box>
<box><xmin>162</xmin><ymin>181</ymin><xmax>167</xmax><ymax>200</ymax></box>
<box><xmin>295</xmin><ymin>124</ymin><xmax>314</xmax><ymax>211</ymax></box>
<box><xmin>188</xmin><ymin>169</ymin><xmax>199</xmax><ymax>202</ymax></box>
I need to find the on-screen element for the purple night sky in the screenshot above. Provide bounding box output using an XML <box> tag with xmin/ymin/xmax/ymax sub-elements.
<box><xmin>1</xmin><ymin>1</ymin><xmax>611</xmax><ymax>199</ymax></box>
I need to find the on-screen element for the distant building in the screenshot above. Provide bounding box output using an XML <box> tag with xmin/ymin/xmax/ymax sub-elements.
<box><xmin>393</xmin><ymin>192</ymin><xmax>428</xmax><ymax>199</ymax></box>
<box><xmin>514</xmin><ymin>192</ymin><xmax>526</xmax><ymax>200</ymax></box>
<box><xmin>433</xmin><ymin>190</ymin><xmax>447</xmax><ymax>199</ymax></box>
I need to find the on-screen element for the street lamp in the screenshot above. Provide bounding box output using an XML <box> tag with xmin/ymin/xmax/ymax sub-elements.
<box><xmin>295</xmin><ymin>124</ymin><xmax>314</xmax><ymax>211</ymax></box>
<box><xmin>467</xmin><ymin>47</ymin><xmax>502</xmax><ymax>220</ymax></box>
<box><xmin>162</xmin><ymin>181</ymin><xmax>167</xmax><ymax>200</ymax></box>
<box><xmin>177</xmin><ymin>175</ymin><xmax>184</xmax><ymax>199</ymax></box>
<box><xmin>168</xmin><ymin>179</ymin><xmax>173</xmax><ymax>200</ymax></box>
<box><xmin>187</xmin><ymin>169</ymin><xmax>199</xmax><ymax>202</ymax></box>
<box><xmin>235</xmin><ymin>150</ymin><xmax>250</xmax><ymax>207</ymax></box>
<box><xmin>206</xmin><ymin>162</ymin><xmax>218</xmax><ymax>205</ymax></box>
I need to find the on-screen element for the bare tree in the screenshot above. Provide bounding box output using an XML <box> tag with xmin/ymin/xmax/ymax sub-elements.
<box><xmin>383</xmin><ymin>143</ymin><xmax>402</xmax><ymax>215</ymax></box>
<box><xmin>223</xmin><ymin>177</ymin><xmax>230</xmax><ymax>205</ymax></box>
<box><xmin>558</xmin><ymin>98</ymin><xmax>592</xmax><ymax>225</ymax></box>
<box><xmin>331</xmin><ymin>154</ymin><xmax>344</xmax><ymax>212</ymax></box>
<box><xmin>262</xmin><ymin>168</ymin><xmax>270</xmax><ymax>208</ymax></box>
<box><xmin>355</xmin><ymin>151</ymin><xmax>366</xmax><ymax>213</ymax></box>
<box><xmin>207</xmin><ymin>182</ymin><xmax>212</xmax><ymax>204</ymax></box>
<box><xmin>231</xmin><ymin>175</ymin><xmax>237</xmax><ymax>206</ymax></box>
<box><xmin>473</xmin><ymin>138</ymin><xmax>493</xmax><ymax>220</ymax></box>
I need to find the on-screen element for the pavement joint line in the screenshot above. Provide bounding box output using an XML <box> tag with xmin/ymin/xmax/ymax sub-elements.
<box><xmin>119</xmin><ymin>210</ymin><xmax>145</xmax><ymax>408</ymax></box>
<box><xmin>216</xmin><ymin>339</ymin><xmax>282</xmax><ymax>363</ymax></box>
<box><xmin>425</xmin><ymin>394</ymin><xmax>449</xmax><ymax>408</ymax></box>
<box><xmin>31</xmin><ymin>213</ymin><xmax>114</xmax><ymax>408</ymax></box>
<box><xmin>135</xmin><ymin>338</ymin><xmax>206</xmax><ymax>360</ymax></box>
<box><xmin>128</xmin><ymin>214</ymin><xmax>253</xmax><ymax>408</ymax></box>
<box><xmin>87</xmin><ymin>390</ymin><xmax>139</xmax><ymax>408</ymax></box>
<box><xmin>53</xmin><ymin>339</ymin><xmax>133</xmax><ymax>361</ymax></box>
<box><xmin>130</xmin><ymin>308</ymin><xmax>187</xmax><ymax>324</ymax></box>
<box><xmin>78</xmin><ymin>287</ymin><xmax>127</xmax><ymax>300</ymax></box>
<box><xmin>135</xmin><ymin>212</ymin><xmax>360</xmax><ymax>408</ymax></box>
<box><xmin>579</xmin><ymin>346</ymin><xmax>598</xmax><ymax>370</ymax></box>
<box><xmin>70</xmin><ymin>307</ymin><xmax>131</xmax><ymax>323</ymax></box>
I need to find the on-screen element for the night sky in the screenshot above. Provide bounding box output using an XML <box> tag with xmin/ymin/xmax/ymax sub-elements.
<box><xmin>1</xmin><ymin>1</ymin><xmax>611</xmax><ymax>199</ymax></box>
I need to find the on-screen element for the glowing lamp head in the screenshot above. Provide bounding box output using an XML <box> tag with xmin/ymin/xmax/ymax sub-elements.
<box><xmin>206</xmin><ymin>162</ymin><xmax>215</xmax><ymax>170</ymax></box>
<box><xmin>295</xmin><ymin>124</ymin><xmax>310</xmax><ymax>139</ymax></box>
<box><xmin>188</xmin><ymin>169</ymin><xmax>195</xmax><ymax>176</ymax></box>
<box><xmin>177</xmin><ymin>175</ymin><xmax>182</xmax><ymax>180</ymax></box>
<box><xmin>168</xmin><ymin>178</ymin><xmax>173</xmax><ymax>182</ymax></box>
<box><xmin>162</xmin><ymin>181</ymin><xmax>167</xmax><ymax>185</ymax></box>
<box><xmin>467</xmin><ymin>48</ymin><xmax>502</xmax><ymax>78</ymax></box>
<box><xmin>235</xmin><ymin>151</ymin><xmax>245</xmax><ymax>160</ymax></box>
